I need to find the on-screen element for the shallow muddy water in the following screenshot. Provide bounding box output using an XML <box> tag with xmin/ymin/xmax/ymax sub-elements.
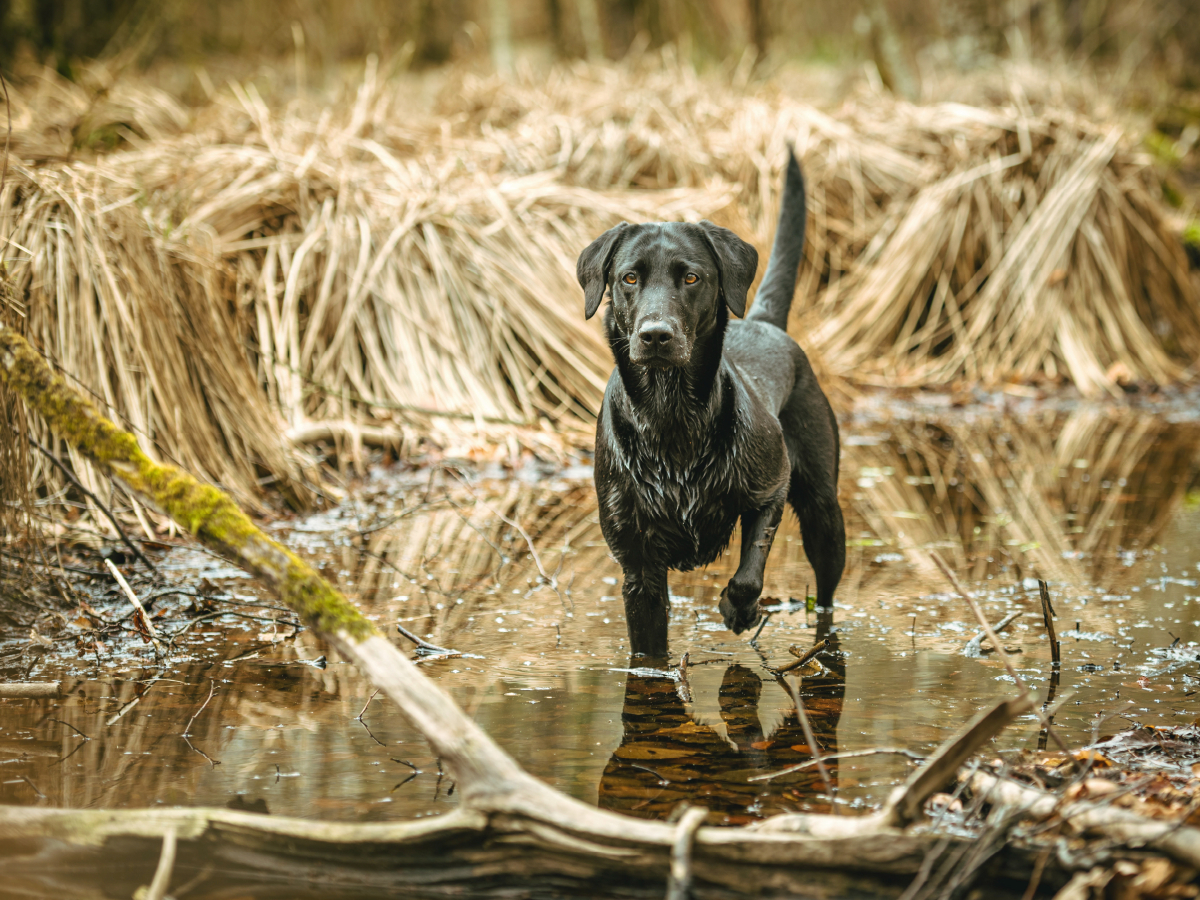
<box><xmin>3</xmin><ymin>402</ymin><xmax>1200</xmax><ymax>829</ymax></box>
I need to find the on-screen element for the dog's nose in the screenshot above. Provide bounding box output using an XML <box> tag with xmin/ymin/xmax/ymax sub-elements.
<box><xmin>638</xmin><ymin>322</ymin><xmax>673</xmax><ymax>347</ymax></box>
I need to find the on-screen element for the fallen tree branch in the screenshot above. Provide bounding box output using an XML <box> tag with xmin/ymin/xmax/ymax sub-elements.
<box><xmin>967</xmin><ymin>771</ymin><xmax>1200</xmax><ymax>870</ymax></box>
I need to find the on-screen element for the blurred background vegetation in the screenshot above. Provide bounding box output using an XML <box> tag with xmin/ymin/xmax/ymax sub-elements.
<box><xmin>1</xmin><ymin>0</ymin><xmax>1197</xmax><ymax>92</ymax></box>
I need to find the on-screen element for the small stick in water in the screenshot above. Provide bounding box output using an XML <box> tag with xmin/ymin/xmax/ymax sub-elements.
<box><xmin>964</xmin><ymin>611</ymin><xmax>1023</xmax><ymax>656</ymax></box>
<box><xmin>778</xmin><ymin>675</ymin><xmax>837</xmax><ymax>813</ymax></box>
<box><xmin>183</xmin><ymin>679</ymin><xmax>217</xmax><ymax>737</ymax></box>
<box><xmin>1038</xmin><ymin>579</ymin><xmax>1060</xmax><ymax>667</ymax></box>
<box><xmin>105</xmin><ymin>559</ymin><xmax>164</xmax><ymax>656</ymax></box>
<box><xmin>777</xmin><ymin>639</ymin><xmax>828</xmax><ymax>675</ymax></box>
<box><xmin>356</xmin><ymin>688</ymin><xmax>380</xmax><ymax>721</ymax></box>
<box><xmin>748</xmin><ymin>611</ymin><xmax>772</xmax><ymax>645</ymax></box>
<box><xmin>396</xmin><ymin>623</ymin><xmax>454</xmax><ymax>655</ymax></box>
<box><xmin>675</xmin><ymin>651</ymin><xmax>693</xmax><ymax>705</ymax></box>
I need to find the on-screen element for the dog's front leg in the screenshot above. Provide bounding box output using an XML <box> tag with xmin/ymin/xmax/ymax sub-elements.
<box><xmin>621</xmin><ymin>565</ymin><xmax>670</xmax><ymax>659</ymax></box>
<box><xmin>719</xmin><ymin>491</ymin><xmax>786</xmax><ymax>634</ymax></box>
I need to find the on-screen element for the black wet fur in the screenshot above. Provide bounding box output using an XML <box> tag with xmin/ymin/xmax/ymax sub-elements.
<box><xmin>576</xmin><ymin>150</ymin><xmax>846</xmax><ymax>658</ymax></box>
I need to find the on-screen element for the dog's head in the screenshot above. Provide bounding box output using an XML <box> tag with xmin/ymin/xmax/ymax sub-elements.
<box><xmin>576</xmin><ymin>221</ymin><xmax>758</xmax><ymax>368</ymax></box>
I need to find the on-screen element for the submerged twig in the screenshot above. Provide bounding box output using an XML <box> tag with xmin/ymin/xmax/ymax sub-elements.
<box><xmin>183</xmin><ymin>680</ymin><xmax>217</xmax><ymax>737</ymax></box>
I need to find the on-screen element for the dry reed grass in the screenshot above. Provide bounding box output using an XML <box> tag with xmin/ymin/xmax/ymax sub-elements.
<box><xmin>2</xmin><ymin>53</ymin><xmax>1195</xmax><ymax>514</ymax></box>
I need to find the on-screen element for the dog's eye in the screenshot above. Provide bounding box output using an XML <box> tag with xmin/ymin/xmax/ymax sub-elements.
<box><xmin>622</xmin><ymin>273</ymin><xmax>637</xmax><ymax>285</ymax></box>
<box><xmin>684</xmin><ymin>273</ymin><xmax>698</xmax><ymax>285</ymax></box>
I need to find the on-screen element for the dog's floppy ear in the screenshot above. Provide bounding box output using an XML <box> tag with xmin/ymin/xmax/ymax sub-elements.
<box><xmin>577</xmin><ymin>223</ymin><xmax>629</xmax><ymax>320</ymax></box>
<box><xmin>699</xmin><ymin>222</ymin><xmax>758</xmax><ymax>318</ymax></box>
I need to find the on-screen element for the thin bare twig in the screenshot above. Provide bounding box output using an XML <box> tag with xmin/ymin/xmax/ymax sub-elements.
<box><xmin>104</xmin><ymin>559</ymin><xmax>164</xmax><ymax>656</ymax></box>
<box><xmin>1038</xmin><ymin>580</ymin><xmax>1060</xmax><ymax>666</ymax></box>
<box><xmin>447</xmin><ymin>469</ymin><xmax>559</xmax><ymax>594</ymax></box>
<box><xmin>356</xmin><ymin>688</ymin><xmax>380</xmax><ymax>720</ymax></box>
<box><xmin>183</xmin><ymin>679</ymin><xmax>217</xmax><ymax>737</ymax></box>
<box><xmin>395</xmin><ymin>623</ymin><xmax>453</xmax><ymax>654</ymax></box>
<box><xmin>45</xmin><ymin>717</ymin><xmax>90</xmax><ymax>741</ymax></box>
<box><xmin>749</xmin><ymin>746</ymin><xmax>925</xmax><ymax>782</ymax></box>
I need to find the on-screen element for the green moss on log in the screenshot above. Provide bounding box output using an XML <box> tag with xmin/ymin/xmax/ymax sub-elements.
<box><xmin>0</xmin><ymin>327</ymin><xmax>377</xmax><ymax>642</ymax></box>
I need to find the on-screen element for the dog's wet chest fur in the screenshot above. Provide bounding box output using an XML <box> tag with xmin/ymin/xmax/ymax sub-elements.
<box><xmin>598</xmin><ymin>372</ymin><xmax>780</xmax><ymax>571</ymax></box>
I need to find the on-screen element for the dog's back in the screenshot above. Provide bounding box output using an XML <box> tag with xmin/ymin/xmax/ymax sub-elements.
<box><xmin>724</xmin><ymin>152</ymin><xmax>809</xmax><ymax>416</ymax></box>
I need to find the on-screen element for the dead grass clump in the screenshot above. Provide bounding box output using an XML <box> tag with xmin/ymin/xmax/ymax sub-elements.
<box><xmin>2</xmin><ymin>54</ymin><xmax>1196</xmax><ymax>515</ymax></box>
<box><xmin>0</xmin><ymin>156</ymin><xmax>306</xmax><ymax>512</ymax></box>
<box><xmin>443</xmin><ymin>57</ymin><xmax>1200</xmax><ymax>394</ymax></box>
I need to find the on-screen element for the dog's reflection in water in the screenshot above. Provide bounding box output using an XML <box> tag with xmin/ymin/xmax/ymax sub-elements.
<box><xmin>599</xmin><ymin>621</ymin><xmax>845</xmax><ymax>825</ymax></box>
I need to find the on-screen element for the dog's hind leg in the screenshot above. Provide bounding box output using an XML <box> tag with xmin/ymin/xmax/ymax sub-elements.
<box><xmin>719</xmin><ymin>489</ymin><xmax>787</xmax><ymax>634</ymax></box>
<box><xmin>794</xmin><ymin>484</ymin><xmax>845</xmax><ymax>610</ymax></box>
<box><xmin>621</xmin><ymin>565</ymin><xmax>671</xmax><ymax>659</ymax></box>
<box><xmin>780</xmin><ymin>369</ymin><xmax>846</xmax><ymax>611</ymax></box>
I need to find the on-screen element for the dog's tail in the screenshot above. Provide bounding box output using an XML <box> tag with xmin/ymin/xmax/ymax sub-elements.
<box><xmin>745</xmin><ymin>148</ymin><xmax>806</xmax><ymax>332</ymax></box>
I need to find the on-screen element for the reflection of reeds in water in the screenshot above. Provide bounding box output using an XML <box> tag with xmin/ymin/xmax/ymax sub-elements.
<box><xmin>849</xmin><ymin>410</ymin><xmax>1200</xmax><ymax>586</ymax></box>
<box><xmin>347</xmin><ymin>481</ymin><xmax>611</xmax><ymax>643</ymax></box>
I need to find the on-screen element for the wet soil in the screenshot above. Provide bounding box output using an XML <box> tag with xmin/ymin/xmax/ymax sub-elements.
<box><xmin>3</xmin><ymin>401</ymin><xmax>1200</xmax><ymax>829</ymax></box>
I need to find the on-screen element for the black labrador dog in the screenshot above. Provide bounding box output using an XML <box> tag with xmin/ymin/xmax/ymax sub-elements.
<box><xmin>576</xmin><ymin>150</ymin><xmax>845</xmax><ymax>658</ymax></box>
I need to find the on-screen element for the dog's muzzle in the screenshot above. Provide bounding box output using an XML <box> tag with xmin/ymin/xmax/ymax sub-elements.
<box><xmin>630</xmin><ymin>319</ymin><xmax>688</xmax><ymax>367</ymax></box>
